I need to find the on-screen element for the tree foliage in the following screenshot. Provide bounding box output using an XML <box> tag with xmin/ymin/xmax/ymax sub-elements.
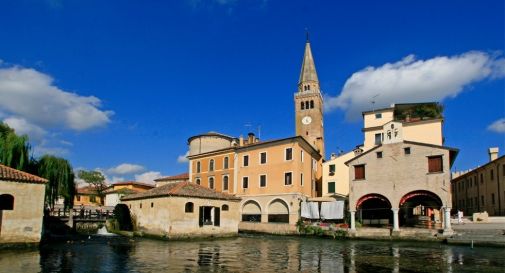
<box><xmin>78</xmin><ymin>170</ymin><xmax>107</xmax><ymax>204</ymax></box>
<box><xmin>38</xmin><ymin>155</ymin><xmax>76</xmax><ymax>209</ymax></box>
<box><xmin>0</xmin><ymin>123</ymin><xmax>31</xmax><ymax>171</ymax></box>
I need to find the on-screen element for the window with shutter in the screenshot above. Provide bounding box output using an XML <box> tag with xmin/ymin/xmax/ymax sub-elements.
<box><xmin>428</xmin><ymin>156</ymin><xmax>443</xmax><ymax>173</ymax></box>
<box><xmin>214</xmin><ymin>207</ymin><xmax>220</xmax><ymax>226</ymax></box>
<box><xmin>354</xmin><ymin>165</ymin><xmax>365</xmax><ymax>180</ymax></box>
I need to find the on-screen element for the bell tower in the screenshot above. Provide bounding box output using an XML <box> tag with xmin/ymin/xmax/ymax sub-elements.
<box><xmin>294</xmin><ymin>35</ymin><xmax>325</xmax><ymax>158</ymax></box>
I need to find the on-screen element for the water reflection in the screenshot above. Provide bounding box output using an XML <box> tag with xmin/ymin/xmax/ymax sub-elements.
<box><xmin>0</xmin><ymin>235</ymin><xmax>504</xmax><ymax>273</ymax></box>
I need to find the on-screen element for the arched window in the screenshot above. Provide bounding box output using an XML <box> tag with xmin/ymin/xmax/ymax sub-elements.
<box><xmin>222</xmin><ymin>204</ymin><xmax>229</xmax><ymax>211</ymax></box>
<box><xmin>0</xmin><ymin>194</ymin><xmax>14</xmax><ymax>210</ymax></box>
<box><xmin>209</xmin><ymin>177</ymin><xmax>215</xmax><ymax>189</ymax></box>
<box><xmin>196</xmin><ymin>178</ymin><xmax>201</xmax><ymax>185</ymax></box>
<box><xmin>223</xmin><ymin>157</ymin><xmax>229</xmax><ymax>169</ymax></box>
<box><xmin>185</xmin><ymin>202</ymin><xmax>194</xmax><ymax>213</ymax></box>
<box><xmin>223</xmin><ymin>176</ymin><xmax>229</xmax><ymax>191</ymax></box>
<box><xmin>196</xmin><ymin>161</ymin><xmax>201</xmax><ymax>173</ymax></box>
<box><xmin>301</xmin><ymin>102</ymin><xmax>304</xmax><ymax>110</ymax></box>
<box><xmin>307</xmin><ymin>85</ymin><xmax>310</xmax><ymax>90</ymax></box>
<box><xmin>209</xmin><ymin>159</ymin><xmax>215</xmax><ymax>171</ymax></box>
<box><xmin>310</xmin><ymin>100</ymin><xmax>314</xmax><ymax>109</ymax></box>
<box><xmin>305</xmin><ymin>101</ymin><xmax>309</xmax><ymax>109</ymax></box>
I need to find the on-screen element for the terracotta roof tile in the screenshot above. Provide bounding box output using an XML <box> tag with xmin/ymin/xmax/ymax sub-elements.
<box><xmin>107</xmin><ymin>181</ymin><xmax>155</xmax><ymax>188</ymax></box>
<box><xmin>154</xmin><ymin>173</ymin><xmax>189</xmax><ymax>182</ymax></box>
<box><xmin>0</xmin><ymin>164</ymin><xmax>48</xmax><ymax>184</ymax></box>
<box><xmin>121</xmin><ymin>181</ymin><xmax>241</xmax><ymax>201</ymax></box>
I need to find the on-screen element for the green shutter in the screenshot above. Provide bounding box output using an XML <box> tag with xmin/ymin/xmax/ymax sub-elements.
<box><xmin>328</xmin><ymin>182</ymin><xmax>335</xmax><ymax>193</ymax></box>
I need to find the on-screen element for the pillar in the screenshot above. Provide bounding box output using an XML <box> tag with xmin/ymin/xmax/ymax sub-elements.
<box><xmin>350</xmin><ymin>210</ymin><xmax>356</xmax><ymax>231</ymax></box>
<box><xmin>392</xmin><ymin>208</ymin><xmax>400</xmax><ymax>231</ymax></box>
<box><xmin>444</xmin><ymin>207</ymin><xmax>452</xmax><ymax>230</ymax></box>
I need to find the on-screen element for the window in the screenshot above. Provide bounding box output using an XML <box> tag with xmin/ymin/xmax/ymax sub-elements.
<box><xmin>76</xmin><ymin>196</ymin><xmax>81</xmax><ymax>201</ymax></box>
<box><xmin>209</xmin><ymin>177</ymin><xmax>214</xmax><ymax>189</ymax></box>
<box><xmin>209</xmin><ymin>159</ymin><xmax>215</xmax><ymax>171</ymax></box>
<box><xmin>374</xmin><ymin>133</ymin><xmax>382</xmax><ymax>145</ymax></box>
<box><xmin>490</xmin><ymin>170</ymin><xmax>494</xmax><ymax>180</ymax></box>
<box><xmin>329</xmin><ymin>164</ymin><xmax>336</xmax><ymax>174</ymax></box>
<box><xmin>481</xmin><ymin>196</ymin><xmax>484</xmax><ymax>205</ymax></box>
<box><xmin>376</xmin><ymin>152</ymin><xmax>383</xmax><ymax>158</ymax></box>
<box><xmin>305</xmin><ymin>101</ymin><xmax>309</xmax><ymax>109</ymax></box>
<box><xmin>285</xmin><ymin>148</ymin><xmax>293</xmax><ymax>160</ymax></box>
<box><xmin>310</xmin><ymin>100</ymin><xmax>314</xmax><ymax>109</ymax></box>
<box><xmin>151</xmin><ymin>202</ymin><xmax>154</xmax><ymax>208</ymax></box>
<box><xmin>260</xmin><ymin>174</ymin><xmax>267</xmax><ymax>187</ymax></box>
<box><xmin>260</xmin><ymin>152</ymin><xmax>267</xmax><ymax>164</ymax></box>
<box><xmin>284</xmin><ymin>172</ymin><xmax>292</xmax><ymax>185</ymax></box>
<box><xmin>492</xmin><ymin>194</ymin><xmax>495</xmax><ymax>205</ymax></box>
<box><xmin>222</xmin><ymin>204</ymin><xmax>229</xmax><ymax>211</ymax></box>
<box><xmin>242</xmin><ymin>177</ymin><xmax>249</xmax><ymax>189</ymax></box>
<box><xmin>196</xmin><ymin>178</ymin><xmax>201</xmax><ymax>185</ymax></box>
<box><xmin>90</xmin><ymin>196</ymin><xmax>96</xmax><ymax>203</ymax></box>
<box><xmin>301</xmin><ymin>101</ymin><xmax>304</xmax><ymax>110</ymax></box>
<box><xmin>301</xmin><ymin>150</ymin><xmax>304</xmax><ymax>162</ymax></box>
<box><xmin>243</xmin><ymin>155</ymin><xmax>249</xmax><ymax>167</ymax></box>
<box><xmin>185</xmin><ymin>202</ymin><xmax>194</xmax><ymax>213</ymax></box>
<box><xmin>404</xmin><ymin>147</ymin><xmax>411</xmax><ymax>155</ymax></box>
<box><xmin>224</xmin><ymin>157</ymin><xmax>229</xmax><ymax>169</ymax></box>
<box><xmin>140</xmin><ymin>203</ymin><xmax>142</xmax><ymax>209</ymax></box>
<box><xmin>328</xmin><ymin>182</ymin><xmax>335</xmax><ymax>193</ymax></box>
<box><xmin>199</xmin><ymin>206</ymin><xmax>220</xmax><ymax>227</ymax></box>
<box><xmin>307</xmin><ymin>85</ymin><xmax>310</xmax><ymax>91</ymax></box>
<box><xmin>375</xmin><ymin>113</ymin><xmax>382</xmax><ymax>119</ymax></box>
<box><xmin>480</xmin><ymin>174</ymin><xmax>484</xmax><ymax>184</ymax></box>
<box><xmin>223</xmin><ymin>176</ymin><xmax>229</xmax><ymax>191</ymax></box>
<box><xmin>0</xmin><ymin>194</ymin><xmax>14</xmax><ymax>210</ymax></box>
<box><xmin>196</xmin><ymin>161</ymin><xmax>201</xmax><ymax>173</ymax></box>
<box><xmin>428</xmin><ymin>156</ymin><xmax>443</xmax><ymax>173</ymax></box>
<box><xmin>300</xmin><ymin>173</ymin><xmax>304</xmax><ymax>186</ymax></box>
<box><xmin>354</xmin><ymin>165</ymin><xmax>365</xmax><ymax>180</ymax></box>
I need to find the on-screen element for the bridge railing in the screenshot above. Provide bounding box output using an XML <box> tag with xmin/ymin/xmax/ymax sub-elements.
<box><xmin>49</xmin><ymin>208</ymin><xmax>114</xmax><ymax>220</ymax></box>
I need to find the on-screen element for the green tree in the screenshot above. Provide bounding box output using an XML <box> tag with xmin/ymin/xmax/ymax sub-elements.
<box><xmin>78</xmin><ymin>170</ymin><xmax>107</xmax><ymax>205</ymax></box>
<box><xmin>0</xmin><ymin>123</ymin><xmax>31</xmax><ymax>171</ymax></box>
<box><xmin>38</xmin><ymin>155</ymin><xmax>76</xmax><ymax>209</ymax></box>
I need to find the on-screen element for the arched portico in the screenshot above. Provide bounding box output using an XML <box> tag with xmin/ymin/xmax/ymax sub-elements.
<box><xmin>267</xmin><ymin>198</ymin><xmax>289</xmax><ymax>223</ymax></box>
<box><xmin>241</xmin><ymin>200</ymin><xmax>262</xmax><ymax>222</ymax></box>
<box><xmin>399</xmin><ymin>190</ymin><xmax>443</xmax><ymax>229</ymax></box>
<box><xmin>355</xmin><ymin>193</ymin><xmax>393</xmax><ymax>227</ymax></box>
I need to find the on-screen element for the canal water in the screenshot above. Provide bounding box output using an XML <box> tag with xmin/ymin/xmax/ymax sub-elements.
<box><xmin>0</xmin><ymin>234</ymin><xmax>503</xmax><ymax>272</ymax></box>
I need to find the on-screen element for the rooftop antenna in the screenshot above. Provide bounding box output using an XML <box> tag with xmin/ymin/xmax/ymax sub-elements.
<box><xmin>244</xmin><ymin>123</ymin><xmax>252</xmax><ymax>133</ymax></box>
<box><xmin>257</xmin><ymin>125</ymin><xmax>261</xmax><ymax>140</ymax></box>
<box><xmin>371</xmin><ymin>94</ymin><xmax>380</xmax><ymax>111</ymax></box>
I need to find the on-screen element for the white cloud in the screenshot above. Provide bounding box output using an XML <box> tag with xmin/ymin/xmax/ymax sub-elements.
<box><xmin>177</xmin><ymin>151</ymin><xmax>190</xmax><ymax>163</ymax></box>
<box><xmin>3</xmin><ymin>116</ymin><xmax>47</xmax><ymax>141</ymax></box>
<box><xmin>107</xmin><ymin>163</ymin><xmax>146</xmax><ymax>175</ymax></box>
<box><xmin>326</xmin><ymin>51</ymin><xmax>505</xmax><ymax>120</ymax></box>
<box><xmin>135</xmin><ymin>171</ymin><xmax>163</xmax><ymax>184</ymax></box>
<box><xmin>488</xmin><ymin>118</ymin><xmax>505</xmax><ymax>133</ymax></box>
<box><xmin>0</xmin><ymin>65</ymin><xmax>113</xmax><ymax>132</ymax></box>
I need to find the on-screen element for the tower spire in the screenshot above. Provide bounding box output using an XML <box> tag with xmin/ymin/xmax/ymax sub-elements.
<box><xmin>298</xmin><ymin>34</ymin><xmax>319</xmax><ymax>92</ymax></box>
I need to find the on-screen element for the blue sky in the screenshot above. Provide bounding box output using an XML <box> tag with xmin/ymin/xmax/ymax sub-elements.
<box><xmin>0</xmin><ymin>0</ymin><xmax>503</xmax><ymax>183</ymax></box>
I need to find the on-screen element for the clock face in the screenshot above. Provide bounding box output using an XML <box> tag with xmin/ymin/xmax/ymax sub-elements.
<box><xmin>302</xmin><ymin>116</ymin><xmax>312</xmax><ymax>125</ymax></box>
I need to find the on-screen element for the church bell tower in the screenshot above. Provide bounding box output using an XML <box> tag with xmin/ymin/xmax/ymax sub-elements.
<box><xmin>294</xmin><ymin>35</ymin><xmax>325</xmax><ymax>159</ymax></box>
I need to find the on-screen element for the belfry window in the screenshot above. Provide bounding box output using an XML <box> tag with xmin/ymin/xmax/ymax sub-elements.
<box><xmin>301</xmin><ymin>102</ymin><xmax>305</xmax><ymax>110</ymax></box>
<box><xmin>310</xmin><ymin>100</ymin><xmax>314</xmax><ymax>109</ymax></box>
<box><xmin>307</xmin><ymin>85</ymin><xmax>310</xmax><ymax>90</ymax></box>
<box><xmin>305</xmin><ymin>101</ymin><xmax>309</xmax><ymax>109</ymax></box>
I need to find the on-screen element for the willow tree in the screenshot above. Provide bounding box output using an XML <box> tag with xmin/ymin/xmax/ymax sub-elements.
<box><xmin>0</xmin><ymin>123</ymin><xmax>31</xmax><ymax>171</ymax></box>
<box><xmin>38</xmin><ymin>155</ymin><xmax>76</xmax><ymax>209</ymax></box>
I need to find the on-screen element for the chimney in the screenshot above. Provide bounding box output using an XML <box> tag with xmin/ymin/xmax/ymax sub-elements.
<box><xmin>330</xmin><ymin>153</ymin><xmax>337</xmax><ymax>160</ymax></box>
<box><xmin>239</xmin><ymin>135</ymin><xmax>244</xmax><ymax>147</ymax></box>
<box><xmin>247</xmin><ymin>133</ymin><xmax>255</xmax><ymax>145</ymax></box>
<box><xmin>489</xmin><ymin>147</ymin><xmax>499</xmax><ymax>162</ymax></box>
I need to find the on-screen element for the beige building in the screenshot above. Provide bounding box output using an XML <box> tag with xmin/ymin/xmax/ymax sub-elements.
<box><xmin>451</xmin><ymin>148</ymin><xmax>505</xmax><ymax>216</ymax></box>
<box><xmin>321</xmin><ymin>151</ymin><xmax>355</xmax><ymax>200</ymax></box>
<box><xmin>104</xmin><ymin>181</ymin><xmax>155</xmax><ymax>207</ymax></box>
<box><xmin>74</xmin><ymin>186</ymin><xmax>103</xmax><ymax>207</ymax></box>
<box><xmin>0</xmin><ymin>164</ymin><xmax>47</xmax><ymax>244</ymax></box>
<box><xmin>154</xmin><ymin>173</ymin><xmax>189</xmax><ymax>187</ymax></box>
<box><xmin>186</xmin><ymin>38</ymin><xmax>325</xmax><ymax>233</ymax></box>
<box><xmin>121</xmin><ymin>181</ymin><xmax>241</xmax><ymax>239</ymax></box>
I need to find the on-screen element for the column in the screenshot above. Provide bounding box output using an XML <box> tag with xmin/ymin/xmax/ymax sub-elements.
<box><xmin>350</xmin><ymin>210</ymin><xmax>356</xmax><ymax>231</ymax></box>
<box><xmin>392</xmin><ymin>208</ymin><xmax>400</xmax><ymax>231</ymax></box>
<box><xmin>444</xmin><ymin>207</ymin><xmax>452</xmax><ymax>230</ymax></box>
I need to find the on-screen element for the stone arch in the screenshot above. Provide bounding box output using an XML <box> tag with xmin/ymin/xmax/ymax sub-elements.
<box><xmin>356</xmin><ymin>193</ymin><xmax>392</xmax><ymax>227</ymax></box>
<box><xmin>241</xmin><ymin>200</ymin><xmax>262</xmax><ymax>222</ymax></box>
<box><xmin>0</xmin><ymin>194</ymin><xmax>14</xmax><ymax>210</ymax></box>
<box><xmin>113</xmin><ymin>204</ymin><xmax>133</xmax><ymax>231</ymax></box>
<box><xmin>399</xmin><ymin>190</ymin><xmax>443</xmax><ymax>228</ymax></box>
<box><xmin>267</xmin><ymin>198</ymin><xmax>289</xmax><ymax>223</ymax></box>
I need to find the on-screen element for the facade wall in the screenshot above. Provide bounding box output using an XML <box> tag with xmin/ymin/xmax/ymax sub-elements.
<box><xmin>74</xmin><ymin>194</ymin><xmax>102</xmax><ymax>206</ymax></box>
<box><xmin>105</xmin><ymin>193</ymin><xmax>121</xmax><ymax>207</ymax></box>
<box><xmin>123</xmin><ymin>197</ymin><xmax>240</xmax><ymax>238</ymax></box>
<box><xmin>191</xmin><ymin>151</ymin><xmax>235</xmax><ymax>193</ymax></box>
<box><xmin>363</xmin><ymin>109</ymin><xmax>394</xmax><ymax>129</ymax></box>
<box><xmin>0</xmin><ymin>181</ymin><xmax>45</xmax><ymax>244</ymax></box>
<box><xmin>452</xmin><ymin>156</ymin><xmax>505</xmax><ymax>216</ymax></box>
<box><xmin>322</xmin><ymin>151</ymin><xmax>355</xmax><ymax>198</ymax></box>
<box><xmin>348</xmin><ymin>142</ymin><xmax>452</xmax><ymax>210</ymax></box>
<box><xmin>403</xmin><ymin>121</ymin><xmax>443</xmax><ymax>146</ymax></box>
<box><xmin>239</xmin><ymin>193</ymin><xmax>303</xmax><ymax>225</ymax></box>
<box><xmin>189</xmin><ymin>135</ymin><xmax>233</xmax><ymax>156</ymax></box>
